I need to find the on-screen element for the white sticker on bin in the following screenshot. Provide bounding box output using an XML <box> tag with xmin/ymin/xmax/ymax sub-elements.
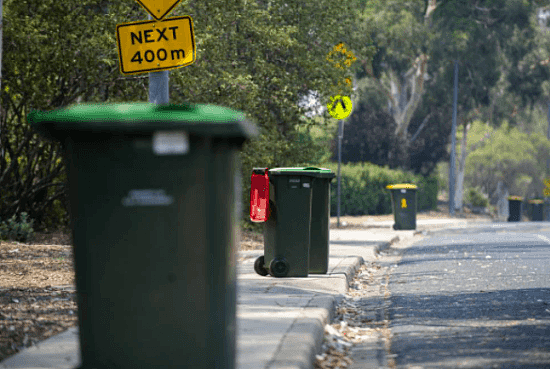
<box><xmin>152</xmin><ymin>131</ymin><xmax>189</xmax><ymax>155</ymax></box>
<box><xmin>122</xmin><ymin>189</ymin><xmax>174</xmax><ymax>207</ymax></box>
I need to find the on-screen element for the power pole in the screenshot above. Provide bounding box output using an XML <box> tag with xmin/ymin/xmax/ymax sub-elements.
<box><xmin>148</xmin><ymin>14</ymin><xmax>169</xmax><ymax>104</ymax></box>
<box><xmin>449</xmin><ymin>60</ymin><xmax>459</xmax><ymax>215</ymax></box>
<box><xmin>547</xmin><ymin>101</ymin><xmax>550</xmax><ymax>176</ymax></box>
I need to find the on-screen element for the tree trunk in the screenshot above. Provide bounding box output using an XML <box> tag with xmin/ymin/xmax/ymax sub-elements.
<box><xmin>363</xmin><ymin>0</ymin><xmax>436</xmax><ymax>144</ymax></box>
<box><xmin>0</xmin><ymin>0</ymin><xmax>3</xmax><ymax>160</ymax></box>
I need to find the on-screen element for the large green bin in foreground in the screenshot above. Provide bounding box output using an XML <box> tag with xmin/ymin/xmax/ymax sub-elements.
<box><xmin>386</xmin><ymin>184</ymin><xmax>418</xmax><ymax>230</ymax></box>
<box><xmin>508</xmin><ymin>196</ymin><xmax>523</xmax><ymax>222</ymax></box>
<box><xmin>29</xmin><ymin>103</ymin><xmax>257</xmax><ymax>369</ymax></box>
<box><xmin>259</xmin><ymin>167</ymin><xmax>334</xmax><ymax>277</ymax></box>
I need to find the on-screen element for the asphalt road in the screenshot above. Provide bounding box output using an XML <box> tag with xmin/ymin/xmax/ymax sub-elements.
<box><xmin>358</xmin><ymin>223</ymin><xmax>550</xmax><ymax>368</ymax></box>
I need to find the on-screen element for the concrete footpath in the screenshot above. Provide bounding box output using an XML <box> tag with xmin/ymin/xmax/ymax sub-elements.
<box><xmin>0</xmin><ymin>217</ymin><xmax>488</xmax><ymax>369</ymax></box>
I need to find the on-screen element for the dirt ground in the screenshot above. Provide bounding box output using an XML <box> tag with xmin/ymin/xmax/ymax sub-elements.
<box><xmin>0</xmin><ymin>202</ymin><xmax>491</xmax><ymax>363</ymax></box>
<box><xmin>0</xmin><ymin>230</ymin><xmax>266</xmax><ymax>362</ymax></box>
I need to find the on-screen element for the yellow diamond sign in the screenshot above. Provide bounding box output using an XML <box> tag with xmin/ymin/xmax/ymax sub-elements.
<box><xmin>116</xmin><ymin>16</ymin><xmax>196</xmax><ymax>75</ymax></box>
<box><xmin>327</xmin><ymin>95</ymin><xmax>352</xmax><ymax>119</ymax></box>
<box><xmin>135</xmin><ymin>0</ymin><xmax>182</xmax><ymax>20</ymax></box>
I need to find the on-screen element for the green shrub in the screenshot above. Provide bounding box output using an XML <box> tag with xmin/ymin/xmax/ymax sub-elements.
<box><xmin>0</xmin><ymin>212</ymin><xmax>35</xmax><ymax>242</ymax></box>
<box><xmin>322</xmin><ymin>162</ymin><xmax>438</xmax><ymax>216</ymax></box>
<box><xmin>465</xmin><ymin>187</ymin><xmax>489</xmax><ymax>208</ymax></box>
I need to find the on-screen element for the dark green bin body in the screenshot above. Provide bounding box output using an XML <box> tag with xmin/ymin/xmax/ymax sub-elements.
<box><xmin>529</xmin><ymin>201</ymin><xmax>544</xmax><ymax>221</ymax></box>
<box><xmin>387</xmin><ymin>185</ymin><xmax>417</xmax><ymax>230</ymax></box>
<box><xmin>309</xmin><ymin>172</ymin><xmax>336</xmax><ymax>274</ymax></box>
<box><xmin>263</xmin><ymin>167</ymin><xmax>334</xmax><ymax>277</ymax></box>
<box><xmin>508</xmin><ymin>198</ymin><xmax>523</xmax><ymax>222</ymax></box>
<box><xmin>29</xmin><ymin>103</ymin><xmax>257</xmax><ymax>369</ymax></box>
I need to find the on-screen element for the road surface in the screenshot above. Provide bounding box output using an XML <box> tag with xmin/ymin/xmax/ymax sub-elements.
<box><xmin>351</xmin><ymin>222</ymin><xmax>550</xmax><ymax>368</ymax></box>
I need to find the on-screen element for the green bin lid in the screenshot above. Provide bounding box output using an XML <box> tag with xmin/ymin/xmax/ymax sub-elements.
<box><xmin>386</xmin><ymin>183</ymin><xmax>418</xmax><ymax>190</ymax></box>
<box><xmin>528</xmin><ymin>199</ymin><xmax>544</xmax><ymax>204</ymax></box>
<box><xmin>268</xmin><ymin>167</ymin><xmax>335</xmax><ymax>178</ymax></box>
<box><xmin>508</xmin><ymin>196</ymin><xmax>523</xmax><ymax>201</ymax></box>
<box><xmin>28</xmin><ymin>102</ymin><xmax>258</xmax><ymax>142</ymax></box>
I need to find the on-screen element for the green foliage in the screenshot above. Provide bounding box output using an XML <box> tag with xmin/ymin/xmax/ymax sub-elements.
<box><xmin>0</xmin><ymin>213</ymin><xmax>35</xmax><ymax>243</ymax></box>
<box><xmin>361</xmin><ymin>0</ymin><xmax>432</xmax><ymax>75</ymax></box>
<box><xmin>465</xmin><ymin>187</ymin><xmax>489</xmax><ymax>208</ymax></box>
<box><xmin>2</xmin><ymin>0</ymin><xmax>375</xmax><ymax>230</ymax></box>
<box><xmin>334</xmin><ymin>100</ymin><xmax>407</xmax><ymax>168</ymax></box>
<box><xmin>464</xmin><ymin>120</ymin><xmax>550</xmax><ymax>199</ymax></box>
<box><xmin>0</xmin><ymin>0</ymin><xmax>141</xmax><ymax>230</ymax></box>
<box><xmin>318</xmin><ymin>162</ymin><xmax>437</xmax><ymax>216</ymax></box>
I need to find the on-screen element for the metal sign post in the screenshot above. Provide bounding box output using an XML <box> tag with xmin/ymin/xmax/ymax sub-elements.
<box><xmin>147</xmin><ymin>15</ymin><xmax>169</xmax><ymax>104</ymax></box>
<box><xmin>337</xmin><ymin>119</ymin><xmax>344</xmax><ymax>228</ymax></box>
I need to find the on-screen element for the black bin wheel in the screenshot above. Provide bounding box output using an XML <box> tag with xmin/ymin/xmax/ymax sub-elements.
<box><xmin>392</xmin><ymin>223</ymin><xmax>398</xmax><ymax>230</ymax></box>
<box><xmin>269</xmin><ymin>257</ymin><xmax>290</xmax><ymax>278</ymax></box>
<box><xmin>254</xmin><ymin>256</ymin><xmax>269</xmax><ymax>276</ymax></box>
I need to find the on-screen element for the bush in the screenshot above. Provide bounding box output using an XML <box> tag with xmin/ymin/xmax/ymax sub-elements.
<box><xmin>321</xmin><ymin>162</ymin><xmax>438</xmax><ymax>216</ymax></box>
<box><xmin>0</xmin><ymin>212</ymin><xmax>35</xmax><ymax>242</ymax></box>
<box><xmin>465</xmin><ymin>187</ymin><xmax>489</xmax><ymax>208</ymax></box>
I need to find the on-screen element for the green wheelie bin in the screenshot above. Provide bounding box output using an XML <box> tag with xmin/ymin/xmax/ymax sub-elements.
<box><xmin>508</xmin><ymin>196</ymin><xmax>523</xmax><ymax>222</ymax></box>
<box><xmin>309</xmin><ymin>169</ymin><xmax>336</xmax><ymax>274</ymax></box>
<box><xmin>529</xmin><ymin>199</ymin><xmax>544</xmax><ymax>221</ymax></box>
<box><xmin>255</xmin><ymin>167</ymin><xmax>334</xmax><ymax>277</ymax></box>
<box><xmin>29</xmin><ymin>103</ymin><xmax>257</xmax><ymax>369</ymax></box>
<box><xmin>386</xmin><ymin>184</ymin><xmax>418</xmax><ymax>230</ymax></box>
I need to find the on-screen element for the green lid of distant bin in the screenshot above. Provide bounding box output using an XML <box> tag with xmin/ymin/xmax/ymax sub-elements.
<box><xmin>508</xmin><ymin>196</ymin><xmax>523</xmax><ymax>201</ymax></box>
<box><xmin>269</xmin><ymin>167</ymin><xmax>335</xmax><ymax>179</ymax></box>
<box><xmin>386</xmin><ymin>183</ymin><xmax>418</xmax><ymax>190</ymax></box>
<box><xmin>28</xmin><ymin>102</ymin><xmax>258</xmax><ymax>142</ymax></box>
<box><xmin>528</xmin><ymin>199</ymin><xmax>544</xmax><ymax>204</ymax></box>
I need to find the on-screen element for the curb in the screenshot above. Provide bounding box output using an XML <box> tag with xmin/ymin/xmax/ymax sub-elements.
<box><xmin>267</xmin><ymin>241</ymin><xmax>390</xmax><ymax>369</ymax></box>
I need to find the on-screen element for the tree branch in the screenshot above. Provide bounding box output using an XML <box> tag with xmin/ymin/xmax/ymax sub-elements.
<box><xmin>410</xmin><ymin>112</ymin><xmax>432</xmax><ymax>143</ymax></box>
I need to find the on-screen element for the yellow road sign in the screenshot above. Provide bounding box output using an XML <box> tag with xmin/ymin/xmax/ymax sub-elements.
<box><xmin>116</xmin><ymin>17</ymin><xmax>195</xmax><ymax>75</ymax></box>
<box><xmin>135</xmin><ymin>0</ymin><xmax>181</xmax><ymax>20</ymax></box>
<box><xmin>327</xmin><ymin>95</ymin><xmax>352</xmax><ymax>119</ymax></box>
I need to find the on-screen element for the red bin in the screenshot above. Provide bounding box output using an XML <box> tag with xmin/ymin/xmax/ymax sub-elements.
<box><xmin>250</xmin><ymin>168</ymin><xmax>270</xmax><ymax>222</ymax></box>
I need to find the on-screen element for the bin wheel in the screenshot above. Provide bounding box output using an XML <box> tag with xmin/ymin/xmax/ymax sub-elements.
<box><xmin>269</xmin><ymin>258</ymin><xmax>290</xmax><ymax>278</ymax></box>
<box><xmin>392</xmin><ymin>223</ymin><xmax>398</xmax><ymax>230</ymax></box>
<box><xmin>254</xmin><ymin>256</ymin><xmax>269</xmax><ymax>276</ymax></box>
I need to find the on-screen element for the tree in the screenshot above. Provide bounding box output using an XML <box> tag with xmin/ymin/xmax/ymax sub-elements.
<box><xmin>0</xmin><ymin>0</ymin><xmax>375</xmax><ymax>229</ymax></box>
<box><xmin>429</xmin><ymin>1</ymin><xmax>550</xmax><ymax>209</ymax></box>
<box><xmin>357</xmin><ymin>0</ymin><xmax>437</xmax><ymax>143</ymax></box>
<box><xmin>331</xmin><ymin>99</ymin><xmax>407</xmax><ymax>167</ymax></box>
<box><xmin>464</xmin><ymin>120</ymin><xmax>550</xmax><ymax>200</ymax></box>
<box><xmin>167</xmin><ymin>0</ymin><xmax>375</xmax><ymax>223</ymax></box>
<box><xmin>0</xmin><ymin>0</ymin><xmax>136</xmax><ymax>229</ymax></box>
